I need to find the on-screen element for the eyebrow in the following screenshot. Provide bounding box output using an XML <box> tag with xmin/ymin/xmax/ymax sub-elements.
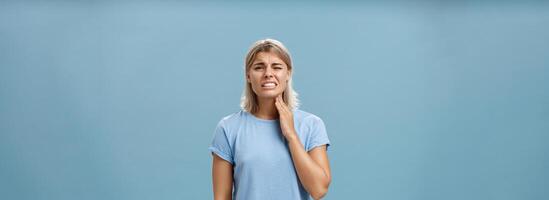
<box><xmin>253</xmin><ymin>62</ymin><xmax>284</xmax><ymax>65</ymax></box>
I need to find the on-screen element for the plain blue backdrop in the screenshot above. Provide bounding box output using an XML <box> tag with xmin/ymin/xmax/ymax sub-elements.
<box><xmin>1</xmin><ymin>1</ymin><xmax>548</xmax><ymax>199</ymax></box>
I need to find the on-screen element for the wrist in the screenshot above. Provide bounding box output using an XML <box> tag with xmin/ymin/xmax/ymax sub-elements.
<box><xmin>284</xmin><ymin>131</ymin><xmax>299</xmax><ymax>143</ymax></box>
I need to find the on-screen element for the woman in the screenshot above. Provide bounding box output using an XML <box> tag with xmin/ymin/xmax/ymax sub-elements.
<box><xmin>209</xmin><ymin>39</ymin><xmax>331</xmax><ymax>200</ymax></box>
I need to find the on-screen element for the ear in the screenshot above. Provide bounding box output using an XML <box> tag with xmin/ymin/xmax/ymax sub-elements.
<box><xmin>246</xmin><ymin>73</ymin><xmax>250</xmax><ymax>82</ymax></box>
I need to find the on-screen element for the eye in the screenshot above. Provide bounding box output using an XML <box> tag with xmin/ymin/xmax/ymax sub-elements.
<box><xmin>254</xmin><ymin>66</ymin><xmax>264</xmax><ymax>70</ymax></box>
<box><xmin>274</xmin><ymin>66</ymin><xmax>283</xmax><ymax>70</ymax></box>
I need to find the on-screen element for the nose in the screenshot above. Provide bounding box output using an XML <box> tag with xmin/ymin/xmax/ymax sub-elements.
<box><xmin>264</xmin><ymin>67</ymin><xmax>274</xmax><ymax>78</ymax></box>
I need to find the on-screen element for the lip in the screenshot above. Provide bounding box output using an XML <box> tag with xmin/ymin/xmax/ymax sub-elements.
<box><xmin>260</xmin><ymin>81</ymin><xmax>278</xmax><ymax>89</ymax></box>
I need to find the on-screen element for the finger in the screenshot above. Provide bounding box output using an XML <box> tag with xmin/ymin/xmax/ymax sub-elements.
<box><xmin>275</xmin><ymin>101</ymin><xmax>286</xmax><ymax>114</ymax></box>
<box><xmin>276</xmin><ymin>95</ymin><xmax>282</xmax><ymax>103</ymax></box>
<box><xmin>278</xmin><ymin>103</ymin><xmax>288</xmax><ymax>114</ymax></box>
<box><xmin>275</xmin><ymin>100</ymin><xmax>282</xmax><ymax>111</ymax></box>
<box><xmin>275</xmin><ymin>98</ymin><xmax>284</xmax><ymax>108</ymax></box>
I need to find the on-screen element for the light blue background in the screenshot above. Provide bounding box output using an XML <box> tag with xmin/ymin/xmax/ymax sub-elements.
<box><xmin>1</xmin><ymin>1</ymin><xmax>548</xmax><ymax>199</ymax></box>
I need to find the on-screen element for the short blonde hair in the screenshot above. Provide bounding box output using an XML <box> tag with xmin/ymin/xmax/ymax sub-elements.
<box><xmin>240</xmin><ymin>38</ymin><xmax>300</xmax><ymax>113</ymax></box>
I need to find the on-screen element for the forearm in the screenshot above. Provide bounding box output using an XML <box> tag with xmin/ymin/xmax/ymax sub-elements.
<box><xmin>212</xmin><ymin>155</ymin><xmax>233</xmax><ymax>200</ymax></box>
<box><xmin>213</xmin><ymin>190</ymin><xmax>232</xmax><ymax>200</ymax></box>
<box><xmin>286</xmin><ymin>133</ymin><xmax>330</xmax><ymax>199</ymax></box>
<box><xmin>212</xmin><ymin>171</ymin><xmax>232</xmax><ymax>200</ymax></box>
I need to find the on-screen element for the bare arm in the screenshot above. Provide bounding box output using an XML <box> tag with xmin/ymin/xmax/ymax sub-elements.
<box><xmin>275</xmin><ymin>95</ymin><xmax>331</xmax><ymax>199</ymax></box>
<box><xmin>287</xmin><ymin>136</ymin><xmax>331</xmax><ymax>199</ymax></box>
<box><xmin>212</xmin><ymin>154</ymin><xmax>233</xmax><ymax>200</ymax></box>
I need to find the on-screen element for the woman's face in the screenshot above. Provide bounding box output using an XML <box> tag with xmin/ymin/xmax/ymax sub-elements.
<box><xmin>247</xmin><ymin>51</ymin><xmax>291</xmax><ymax>100</ymax></box>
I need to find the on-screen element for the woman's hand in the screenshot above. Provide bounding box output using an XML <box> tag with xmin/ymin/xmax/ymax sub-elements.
<box><xmin>276</xmin><ymin>95</ymin><xmax>331</xmax><ymax>199</ymax></box>
<box><xmin>275</xmin><ymin>95</ymin><xmax>297</xmax><ymax>140</ymax></box>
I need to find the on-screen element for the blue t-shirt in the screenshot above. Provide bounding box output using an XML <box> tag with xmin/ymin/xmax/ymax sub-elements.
<box><xmin>209</xmin><ymin>109</ymin><xmax>330</xmax><ymax>200</ymax></box>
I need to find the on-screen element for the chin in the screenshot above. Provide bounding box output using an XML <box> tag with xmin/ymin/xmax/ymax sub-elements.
<box><xmin>256</xmin><ymin>91</ymin><xmax>282</xmax><ymax>99</ymax></box>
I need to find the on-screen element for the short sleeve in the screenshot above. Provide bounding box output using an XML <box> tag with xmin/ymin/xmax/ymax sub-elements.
<box><xmin>306</xmin><ymin>116</ymin><xmax>331</xmax><ymax>152</ymax></box>
<box><xmin>208</xmin><ymin>120</ymin><xmax>234</xmax><ymax>164</ymax></box>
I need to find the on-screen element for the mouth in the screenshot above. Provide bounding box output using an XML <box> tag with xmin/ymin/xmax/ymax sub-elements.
<box><xmin>261</xmin><ymin>81</ymin><xmax>278</xmax><ymax>89</ymax></box>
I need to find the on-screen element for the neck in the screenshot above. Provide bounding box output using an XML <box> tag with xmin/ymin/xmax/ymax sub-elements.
<box><xmin>253</xmin><ymin>97</ymin><xmax>279</xmax><ymax>120</ymax></box>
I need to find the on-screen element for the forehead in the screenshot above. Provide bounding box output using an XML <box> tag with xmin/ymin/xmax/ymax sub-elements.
<box><xmin>253</xmin><ymin>51</ymin><xmax>285</xmax><ymax>64</ymax></box>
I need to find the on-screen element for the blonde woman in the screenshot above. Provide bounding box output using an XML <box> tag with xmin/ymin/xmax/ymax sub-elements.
<box><xmin>209</xmin><ymin>39</ymin><xmax>331</xmax><ymax>200</ymax></box>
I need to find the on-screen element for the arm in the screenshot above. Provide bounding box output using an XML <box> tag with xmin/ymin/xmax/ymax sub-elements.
<box><xmin>275</xmin><ymin>96</ymin><xmax>331</xmax><ymax>199</ymax></box>
<box><xmin>287</xmin><ymin>136</ymin><xmax>331</xmax><ymax>200</ymax></box>
<box><xmin>212</xmin><ymin>154</ymin><xmax>233</xmax><ymax>200</ymax></box>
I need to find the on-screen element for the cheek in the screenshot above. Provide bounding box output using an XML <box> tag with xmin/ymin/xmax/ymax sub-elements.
<box><xmin>281</xmin><ymin>74</ymin><xmax>290</xmax><ymax>84</ymax></box>
<box><xmin>279</xmin><ymin>78</ymin><xmax>289</xmax><ymax>90</ymax></box>
<box><xmin>251</xmin><ymin>81</ymin><xmax>260</xmax><ymax>89</ymax></box>
<box><xmin>276</xmin><ymin>71</ymin><xmax>289</xmax><ymax>80</ymax></box>
<box><xmin>248</xmin><ymin>73</ymin><xmax>260</xmax><ymax>85</ymax></box>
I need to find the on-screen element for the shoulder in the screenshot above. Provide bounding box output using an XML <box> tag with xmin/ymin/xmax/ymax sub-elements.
<box><xmin>294</xmin><ymin>109</ymin><xmax>325</xmax><ymax>125</ymax></box>
<box><xmin>216</xmin><ymin>109</ymin><xmax>246</xmax><ymax>130</ymax></box>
